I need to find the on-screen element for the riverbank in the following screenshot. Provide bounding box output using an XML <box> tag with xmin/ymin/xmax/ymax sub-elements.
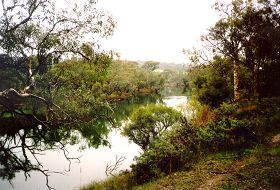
<box><xmin>80</xmin><ymin>134</ymin><xmax>280</xmax><ymax>190</ymax></box>
<box><xmin>134</xmin><ymin>133</ymin><xmax>280</xmax><ymax>190</ymax></box>
<box><xmin>80</xmin><ymin>98</ymin><xmax>280</xmax><ymax>190</ymax></box>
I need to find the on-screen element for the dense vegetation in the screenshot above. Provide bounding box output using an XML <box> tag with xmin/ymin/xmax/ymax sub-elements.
<box><xmin>1</xmin><ymin>0</ymin><xmax>280</xmax><ymax>190</ymax></box>
<box><xmin>81</xmin><ymin>0</ymin><xmax>280</xmax><ymax>189</ymax></box>
<box><xmin>0</xmin><ymin>0</ymin><xmax>164</xmax><ymax>188</ymax></box>
<box><xmin>123</xmin><ymin>104</ymin><xmax>182</xmax><ymax>151</ymax></box>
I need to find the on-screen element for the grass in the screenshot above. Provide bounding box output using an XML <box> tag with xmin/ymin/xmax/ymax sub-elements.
<box><xmin>133</xmin><ymin>151</ymin><xmax>238</xmax><ymax>190</ymax></box>
<box><xmin>216</xmin><ymin>145</ymin><xmax>280</xmax><ymax>190</ymax></box>
<box><xmin>80</xmin><ymin>136</ymin><xmax>280</xmax><ymax>190</ymax></box>
<box><xmin>80</xmin><ymin>97</ymin><xmax>280</xmax><ymax>190</ymax></box>
<box><xmin>133</xmin><ymin>144</ymin><xmax>280</xmax><ymax>190</ymax></box>
<box><xmin>80</xmin><ymin>172</ymin><xmax>134</xmax><ymax>190</ymax></box>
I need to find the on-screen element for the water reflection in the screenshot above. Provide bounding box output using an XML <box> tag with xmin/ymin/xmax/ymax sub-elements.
<box><xmin>0</xmin><ymin>95</ymin><xmax>160</xmax><ymax>190</ymax></box>
<box><xmin>110</xmin><ymin>94</ymin><xmax>162</xmax><ymax>126</ymax></box>
<box><xmin>0</xmin><ymin>129</ymin><xmax>141</xmax><ymax>190</ymax></box>
<box><xmin>163</xmin><ymin>96</ymin><xmax>188</xmax><ymax>110</ymax></box>
<box><xmin>0</xmin><ymin>94</ymin><xmax>188</xmax><ymax>190</ymax></box>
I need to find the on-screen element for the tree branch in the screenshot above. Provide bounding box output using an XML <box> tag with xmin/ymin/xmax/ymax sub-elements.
<box><xmin>105</xmin><ymin>155</ymin><xmax>126</xmax><ymax>177</ymax></box>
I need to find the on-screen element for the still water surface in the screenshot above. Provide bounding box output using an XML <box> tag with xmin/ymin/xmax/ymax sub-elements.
<box><xmin>0</xmin><ymin>96</ymin><xmax>188</xmax><ymax>190</ymax></box>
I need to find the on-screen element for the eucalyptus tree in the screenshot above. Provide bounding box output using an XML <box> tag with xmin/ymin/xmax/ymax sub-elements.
<box><xmin>0</xmin><ymin>0</ymin><xmax>115</xmax><ymax>188</ymax></box>
<box><xmin>202</xmin><ymin>0</ymin><xmax>250</xmax><ymax>101</ymax></box>
<box><xmin>203</xmin><ymin>0</ymin><xmax>280</xmax><ymax>100</ymax></box>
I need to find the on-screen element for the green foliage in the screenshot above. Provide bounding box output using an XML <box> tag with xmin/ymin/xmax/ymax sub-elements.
<box><xmin>198</xmin><ymin>118</ymin><xmax>256</xmax><ymax>151</ymax></box>
<box><xmin>142</xmin><ymin>61</ymin><xmax>160</xmax><ymax>71</ymax></box>
<box><xmin>106</xmin><ymin>60</ymin><xmax>164</xmax><ymax>100</ymax></box>
<box><xmin>236</xmin><ymin>98</ymin><xmax>280</xmax><ymax>142</ymax></box>
<box><xmin>162</xmin><ymin>68</ymin><xmax>186</xmax><ymax>96</ymax></box>
<box><xmin>35</xmin><ymin>55</ymin><xmax>114</xmax><ymax>147</ymax></box>
<box><xmin>131</xmin><ymin>123</ymin><xmax>198</xmax><ymax>184</ymax></box>
<box><xmin>109</xmin><ymin>94</ymin><xmax>161</xmax><ymax>127</ymax></box>
<box><xmin>204</xmin><ymin>0</ymin><xmax>280</xmax><ymax>100</ymax></box>
<box><xmin>131</xmin><ymin>111</ymin><xmax>259</xmax><ymax>184</ymax></box>
<box><xmin>186</xmin><ymin>55</ymin><xmax>254</xmax><ymax>107</ymax></box>
<box><xmin>130</xmin><ymin>98</ymin><xmax>280</xmax><ymax>185</ymax></box>
<box><xmin>0</xmin><ymin>0</ymin><xmax>117</xmax><ymax>183</ymax></box>
<box><xmin>133</xmin><ymin>143</ymin><xmax>280</xmax><ymax>190</ymax></box>
<box><xmin>214</xmin><ymin>101</ymin><xmax>239</xmax><ymax>120</ymax></box>
<box><xmin>123</xmin><ymin>104</ymin><xmax>183</xmax><ymax>150</ymax></box>
<box><xmin>216</xmin><ymin>144</ymin><xmax>280</xmax><ymax>190</ymax></box>
<box><xmin>187</xmin><ymin>56</ymin><xmax>234</xmax><ymax>107</ymax></box>
<box><xmin>80</xmin><ymin>98</ymin><xmax>280</xmax><ymax>189</ymax></box>
<box><xmin>80</xmin><ymin>171</ymin><xmax>134</xmax><ymax>190</ymax></box>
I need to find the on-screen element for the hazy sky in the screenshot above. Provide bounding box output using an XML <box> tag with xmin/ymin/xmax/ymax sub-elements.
<box><xmin>97</xmin><ymin>0</ymin><xmax>224</xmax><ymax>63</ymax></box>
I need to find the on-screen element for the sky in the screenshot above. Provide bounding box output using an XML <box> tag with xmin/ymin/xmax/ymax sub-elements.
<box><xmin>97</xmin><ymin>0</ymin><xmax>224</xmax><ymax>64</ymax></box>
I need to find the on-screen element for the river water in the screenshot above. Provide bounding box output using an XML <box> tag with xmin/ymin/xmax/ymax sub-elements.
<box><xmin>0</xmin><ymin>96</ymin><xmax>188</xmax><ymax>190</ymax></box>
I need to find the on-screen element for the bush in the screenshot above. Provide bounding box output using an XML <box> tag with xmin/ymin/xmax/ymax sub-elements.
<box><xmin>131</xmin><ymin>103</ymin><xmax>261</xmax><ymax>184</ymax></box>
<box><xmin>198</xmin><ymin>118</ymin><xmax>256</xmax><ymax>151</ymax></box>
<box><xmin>122</xmin><ymin>104</ymin><xmax>183</xmax><ymax>150</ymax></box>
<box><xmin>129</xmin><ymin>99</ymin><xmax>280</xmax><ymax>185</ymax></box>
<box><xmin>131</xmin><ymin>122</ymin><xmax>198</xmax><ymax>184</ymax></box>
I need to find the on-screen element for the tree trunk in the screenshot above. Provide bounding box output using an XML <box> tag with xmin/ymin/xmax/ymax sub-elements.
<box><xmin>169</xmin><ymin>158</ymin><xmax>172</xmax><ymax>174</ymax></box>
<box><xmin>234</xmin><ymin>61</ymin><xmax>240</xmax><ymax>101</ymax></box>
<box><xmin>255</xmin><ymin>64</ymin><xmax>261</xmax><ymax>101</ymax></box>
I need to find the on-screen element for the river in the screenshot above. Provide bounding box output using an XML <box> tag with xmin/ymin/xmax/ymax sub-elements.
<box><xmin>0</xmin><ymin>96</ymin><xmax>188</xmax><ymax>190</ymax></box>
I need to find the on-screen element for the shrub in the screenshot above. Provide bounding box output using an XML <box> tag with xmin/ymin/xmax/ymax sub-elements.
<box><xmin>198</xmin><ymin>118</ymin><xmax>256</xmax><ymax>151</ymax></box>
<box><xmin>130</xmin><ymin>99</ymin><xmax>280</xmax><ymax>185</ymax></box>
<box><xmin>131</xmin><ymin>115</ymin><xmax>258</xmax><ymax>185</ymax></box>
<box><xmin>122</xmin><ymin>104</ymin><xmax>183</xmax><ymax>150</ymax></box>
<box><xmin>131</xmin><ymin>122</ymin><xmax>198</xmax><ymax>184</ymax></box>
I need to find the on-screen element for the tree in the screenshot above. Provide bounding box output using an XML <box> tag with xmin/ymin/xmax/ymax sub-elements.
<box><xmin>203</xmin><ymin>0</ymin><xmax>280</xmax><ymax>101</ymax></box>
<box><xmin>0</xmin><ymin>0</ymin><xmax>115</xmax><ymax>188</ymax></box>
<box><xmin>142</xmin><ymin>61</ymin><xmax>160</xmax><ymax>71</ymax></box>
<box><xmin>238</xmin><ymin>1</ymin><xmax>280</xmax><ymax>98</ymax></box>
<box><xmin>0</xmin><ymin>0</ymin><xmax>115</xmax><ymax>123</ymax></box>
<box><xmin>122</xmin><ymin>104</ymin><xmax>183</xmax><ymax>150</ymax></box>
<box><xmin>203</xmin><ymin>0</ymin><xmax>248</xmax><ymax>101</ymax></box>
<box><xmin>106</xmin><ymin>60</ymin><xmax>164</xmax><ymax>98</ymax></box>
<box><xmin>187</xmin><ymin>56</ymin><xmax>234</xmax><ymax>107</ymax></box>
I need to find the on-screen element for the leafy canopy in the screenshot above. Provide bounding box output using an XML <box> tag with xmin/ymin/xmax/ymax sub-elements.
<box><xmin>0</xmin><ymin>0</ymin><xmax>116</xmax><ymax>187</ymax></box>
<box><xmin>123</xmin><ymin>104</ymin><xmax>183</xmax><ymax>150</ymax></box>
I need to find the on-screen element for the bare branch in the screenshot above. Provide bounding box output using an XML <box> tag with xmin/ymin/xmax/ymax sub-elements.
<box><xmin>5</xmin><ymin>0</ymin><xmax>42</xmax><ymax>33</ymax></box>
<box><xmin>105</xmin><ymin>155</ymin><xmax>126</xmax><ymax>177</ymax></box>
